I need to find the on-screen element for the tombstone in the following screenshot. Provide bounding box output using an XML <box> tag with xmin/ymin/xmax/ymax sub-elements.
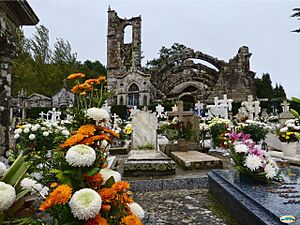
<box><xmin>130</xmin><ymin>106</ymin><xmax>140</xmax><ymax>118</ymax></box>
<box><xmin>279</xmin><ymin>100</ymin><xmax>295</xmax><ymax>126</ymax></box>
<box><xmin>155</xmin><ymin>104</ymin><xmax>165</xmax><ymax>118</ymax></box>
<box><xmin>241</xmin><ymin>95</ymin><xmax>261</xmax><ymax>120</ymax></box>
<box><xmin>261</xmin><ymin>108</ymin><xmax>268</xmax><ymax>120</ymax></box>
<box><xmin>112</xmin><ymin>113</ymin><xmax>119</xmax><ymax>128</ymax></box>
<box><xmin>177</xmin><ymin>101</ymin><xmax>184</xmax><ymax>121</ymax></box>
<box><xmin>131</xmin><ymin>111</ymin><xmax>158</xmax><ymax>150</ymax></box>
<box><xmin>207</xmin><ymin>97</ymin><xmax>228</xmax><ymax>119</ymax></box>
<box><xmin>48</xmin><ymin>108</ymin><xmax>61</xmax><ymax>123</ymax></box>
<box><xmin>39</xmin><ymin>111</ymin><xmax>46</xmax><ymax>121</ymax></box>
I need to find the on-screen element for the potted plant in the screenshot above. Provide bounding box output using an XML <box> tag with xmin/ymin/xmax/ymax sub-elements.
<box><xmin>278</xmin><ymin>119</ymin><xmax>300</xmax><ymax>158</ymax></box>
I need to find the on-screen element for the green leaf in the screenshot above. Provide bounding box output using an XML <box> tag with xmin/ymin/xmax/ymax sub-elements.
<box><xmin>292</xmin><ymin>97</ymin><xmax>300</xmax><ymax>103</ymax></box>
<box><xmin>1</xmin><ymin>155</ymin><xmax>30</xmax><ymax>186</ymax></box>
<box><xmin>86</xmin><ymin>168</ymin><xmax>101</xmax><ymax>176</ymax></box>
<box><xmin>50</xmin><ymin>169</ymin><xmax>63</xmax><ymax>174</ymax></box>
<box><xmin>290</xmin><ymin>109</ymin><xmax>299</xmax><ymax>118</ymax></box>
<box><xmin>102</xmin><ymin>176</ymin><xmax>115</xmax><ymax>188</ymax></box>
<box><xmin>16</xmin><ymin>189</ymin><xmax>30</xmax><ymax>201</ymax></box>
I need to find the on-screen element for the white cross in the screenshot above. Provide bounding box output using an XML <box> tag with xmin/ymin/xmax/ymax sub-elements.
<box><xmin>102</xmin><ymin>101</ymin><xmax>111</xmax><ymax>114</ymax></box>
<box><xmin>218</xmin><ymin>94</ymin><xmax>233</xmax><ymax>112</ymax></box>
<box><xmin>241</xmin><ymin>95</ymin><xmax>261</xmax><ymax>120</ymax></box>
<box><xmin>39</xmin><ymin>111</ymin><xmax>45</xmax><ymax>121</ymax></box>
<box><xmin>130</xmin><ymin>106</ymin><xmax>140</xmax><ymax>117</ymax></box>
<box><xmin>281</xmin><ymin>100</ymin><xmax>290</xmax><ymax>113</ymax></box>
<box><xmin>156</xmin><ymin>104</ymin><xmax>165</xmax><ymax>117</ymax></box>
<box><xmin>172</xmin><ymin>104</ymin><xmax>178</xmax><ymax>112</ymax></box>
<box><xmin>195</xmin><ymin>100</ymin><xmax>203</xmax><ymax>116</ymax></box>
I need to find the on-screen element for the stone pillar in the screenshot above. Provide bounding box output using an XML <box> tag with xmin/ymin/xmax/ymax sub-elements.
<box><xmin>0</xmin><ymin>38</ymin><xmax>15</xmax><ymax>154</ymax></box>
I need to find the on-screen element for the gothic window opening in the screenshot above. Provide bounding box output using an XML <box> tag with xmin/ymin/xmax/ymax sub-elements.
<box><xmin>120</xmin><ymin>96</ymin><xmax>124</xmax><ymax>105</ymax></box>
<box><xmin>124</xmin><ymin>25</ymin><xmax>133</xmax><ymax>44</ymax></box>
<box><xmin>128</xmin><ymin>83</ymin><xmax>139</xmax><ymax>106</ymax></box>
<box><xmin>143</xmin><ymin>95</ymin><xmax>147</xmax><ymax>106</ymax></box>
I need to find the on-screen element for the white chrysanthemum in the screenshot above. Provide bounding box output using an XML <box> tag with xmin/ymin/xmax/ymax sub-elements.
<box><xmin>234</xmin><ymin>143</ymin><xmax>248</xmax><ymax>153</ymax></box>
<box><xmin>66</xmin><ymin>144</ymin><xmax>96</xmax><ymax>167</ymax></box>
<box><xmin>31</xmin><ymin>126</ymin><xmax>38</xmax><ymax>132</ymax></box>
<box><xmin>100</xmin><ymin>140</ymin><xmax>109</xmax><ymax>149</ymax></box>
<box><xmin>29</xmin><ymin>134</ymin><xmax>36</xmax><ymax>140</ymax></box>
<box><xmin>0</xmin><ymin>182</ymin><xmax>16</xmax><ymax>212</ymax></box>
<box><xmin>128</xmin><ymin>202</ymin><xmax>145</xmax><ymax>220</ymax></box>
<box><xmin>62</xmin><ymin>130</ymin><xmax>70</xmax><ymax>136</ymax></box>
<box><xmin>264</xmin><ymin>163</ymin><xmax>277</xmax><ymax>179</ymax></box>
<box><xmin>23</xmin><ymin>127</ymin><xmax>30</xmax><ymax>133</ymax></box>
<box><xmin>42</xmin><ymin>131</ymin><xmax>49</xmax><ymax>137</ymax></box>
<box><xmin>41</xmin><ymin>127</ymin><xmax>47</xmax><ymax>131</ymax></box>
<box><xmin>86</xmin><ymin>108</ymin><xmax>110</xmax><ymax>121</ymax></box>
<box><xmin>99</xmin><ymin>169</ymin><xmax>121</xmax><ymax>184</ymax></box>
<box><xmin>244</xmin><ymin>154</ymin><xmax>262</xmax><ymax>171</ymax></box>
<box><xmin>14</xmin><ymin>128</ymin><xmax>22</xmax><ymax>134</ymax></box>
<box><xmin>20</xmin><ymin>178</ymin><xmax>37</xmax><ymax>191</ymax></box>
<box><xmin>14</xmin><ymin>134</ymin><xmax>20</xmax><ymax>139</ymax></box>
<box><xmin>69</xmin><ymin>188</ymin><xmax>102</xmax><ymax>220</ymax></box>
<box><xmin>0</xmin><ymin>162</ymin><xmax>7</xmax><ymax>177</ymax></box>
<box><xmin>280</xmin><ymin>127</ymin><xmax>288</xmax><ymax>133</ymax></box>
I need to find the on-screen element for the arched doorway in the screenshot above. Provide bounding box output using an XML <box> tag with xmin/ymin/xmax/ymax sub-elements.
<box><xmin>128</xmin><ymin>83</ymin><xmax>139</xmax><ymax>106</ymax></box>
<box><xmin>179</xmin><ymin>93</ymin><xmax>195</xmax><ymax>111</ymax></box>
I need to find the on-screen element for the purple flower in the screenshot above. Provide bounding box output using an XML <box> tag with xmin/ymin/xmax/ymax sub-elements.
<box><xmin>248</xmin><ymin>146</ymin><xmax>265</xmax><ymax>160</ymax></box>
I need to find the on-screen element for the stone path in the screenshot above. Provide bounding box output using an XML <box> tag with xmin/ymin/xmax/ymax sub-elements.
<box><xmin>134</xmin><ymin>188</ymin><xmax>238</xmax><ymax>225</ymax></box>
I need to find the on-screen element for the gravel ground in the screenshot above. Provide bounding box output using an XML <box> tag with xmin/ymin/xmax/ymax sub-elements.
<box><xmin>133</xmin><ymin>188</ymin><xmax>238</xmax><ymax>225</ymax></box>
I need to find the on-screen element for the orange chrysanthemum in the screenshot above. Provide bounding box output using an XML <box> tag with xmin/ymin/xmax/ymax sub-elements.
<box><xmin>92</xmin><ymin>134</ymin><xmax>112</xmax><ymax>143</ymax></box>
<box><xmin>67</xmin><ymin>73</ymin><xmax>85</xmax><ymax>79</ymax></box>
<box><xmin>121</xmin><ymin>215</ymin><xmax>143</xmax><ymax>225</ymax></box>
<box><xmin>97</xmin><ymin>76</ymin><xmax>106</xmax><ymax>82</ymax></box>
<box><xmin>112</xmin><ymin>181</ymin><xmax>130</xmax><ymax>192</ymax></box>
<box><xmin>100</xmin><ymin>188</ymin><xmax>117</xmax><ymax>202</ymax></box>
<box><xmin>39</xmin><ymin>197</ymin><xmax>53</xmax><ymax>211</ymax></box>
<box><xmin>96</xmin><ymin>126</ymin><xmax>120</xmax><ymax>139</ymax></box>
<box><xmin>85</xmin><ymin>79</ymin><xmax>100</xmax><ymax>85</ymax></box>
<box><xmin>80</xmin><ymin>136</ymin><xmax>95</xmax><ymax>145</ymax></box>
<box><xmin>84</xmin><ymin>173</ymin><xmax>104</xmax><ymax>187</ymax></box>
<box><xmin>79</xmin><ymin>83</ymin><xmax>93</xmax><ymax>90</ymax></box>
<box><xmin>39</xmin><ymin>184</ymin><xmax>72</xmax><ymax>211</ymax></box>
<box><xmin>80</xmin><ymin>91</ymin><xmax>87</xmax><ymax>96</ymax></box>
<box><xmin>61</xmin><ymin>133</ymin><xmax>86</xmax><ymax>148</ymax></box>
<box><xmin>49</xmin><ymin>184</ymin><xmax>72</xmax><ymax>204</ymax></box>
<box><xmin>71</xmin><ymin>84</ymin><xmax>80</xmax><ymax>94</ymax></box>
<box><xmin>122</xmin><ymin>194</ymin><xmax>134</xmax><ymax>204</ymax></box>
<box><xmin>86</xmin><ymin>214</ymin><xmax>109</xmax><ymax>225</ymax></box>
<box><xmin>78</xmin><ymin>124</ymin><xmax>96</xmax><ymax>136</ymax></box>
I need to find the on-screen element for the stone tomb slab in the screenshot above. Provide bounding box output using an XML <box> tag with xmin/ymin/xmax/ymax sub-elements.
<box><xmin>171</xmin><ymin>151</ymin><xmax>223</xmax><ymax>170</ymax></box>
<box><xmin>123</xmin><ymin>150</ymin><xmax>176</xmax><ymax>177</ymax></box>
<box><xmin>208</xmin><ymin>168</ymin><xmax>300</xmax><ymax>225</ymax></box>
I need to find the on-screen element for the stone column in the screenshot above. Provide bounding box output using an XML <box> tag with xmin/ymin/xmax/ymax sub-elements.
<box><xmin>0</xmin><ymin>38</ymin><xmax>15</xmax><ymax>154</ymax></box>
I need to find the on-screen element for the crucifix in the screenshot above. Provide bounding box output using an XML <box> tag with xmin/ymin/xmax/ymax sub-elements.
<box><xmin>281</xmin><ymin>100</ymin><xmax>290</xmax><ymax>113</ymax></box>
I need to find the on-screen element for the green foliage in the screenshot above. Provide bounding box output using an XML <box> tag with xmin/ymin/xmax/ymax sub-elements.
<box><xmin>237</xmin><ymin>124</ymin><xmax>268</xmax><ymax>143</ymax></box>
<box><xmin>137</xmin><ymin>144</ymin><xmax>155</xmax><ymax>150</ymax></box>
<box><xmin>273</xmin><ymin>83</ymin><xmax>286</xmax><ymax>101</ymax></box>
<box><xmin>210</xmin><ymin>123</ymin><xmax>228</xmax><ymax>148</ymax></box>
<box><xmin>26</xmin><ymin>107</ymin><xmax>52</xmax><ymax>119</ymax></box>
<box><xmin>111</xmin><ymin>105</ymin><xmax>128</xmax><ymax>119</ymax></box>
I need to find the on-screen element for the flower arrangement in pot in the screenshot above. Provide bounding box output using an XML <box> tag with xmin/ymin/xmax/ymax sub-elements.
<box><xmin>278</xmin><ymin>119</ymin><xmax>300</xmax><ymax>158</ymax></box>
<box><xmin>237</xmin><ymin>120</ymin><xmax>271</xmax><ymax>144</ymax></box>
<box><xmin>225</xmin><ymin>131</ymin><xmax>281</xmax><ymax>183</ymax></box>
<box><xmin>208</xmin><ymin>118</ymin><xmax>231</xmax><ymax>149</ymax></box>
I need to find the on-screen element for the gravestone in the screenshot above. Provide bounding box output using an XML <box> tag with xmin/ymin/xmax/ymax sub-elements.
<box><xmin>207</xmin><ymin>97</ymin><xmax>228</xmax><ymax>119</ymax></box>
<box><xmin>279</xmin><ymin>100</ymin><xmax>295</xmax><ymax>126</ymax></box>
<box><xmin>155</xmin><ymin>104</ymin><xmax>165</xmax><ymax>119</ymax></box>
<box><xmin>130</xmin><ymin>106</ymin><xmax>140</xmax><ymax>118</ymax></box>
<box><xmin>101</xmin><ymin>101</ymin><xmax>111</xmax><ymax>114</ymax></box>
<box><xmin>131</xmin><ymin>111</ymin><xmax>158</xmax><ymax>150</ymax></box>
<box><xmin>209</xmin><ymin>168</ymin><xmax>300</xmax><ymax>225</ymax></box>
<box><xmin>240</xmin><ymin>95</ymin><xmax>261</xmax><ymax>120</ymax></box>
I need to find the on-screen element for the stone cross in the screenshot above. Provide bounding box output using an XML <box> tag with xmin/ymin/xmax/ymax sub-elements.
<box><xmin>156</xmin><ymin>104</ymin><xmax>165</xmax><ymax>118</ymax></box>
<box><xmin>172</xmin><ymin>104</ymin><xmax>178</xmax><ymax>112</ymax></box>
<box><xmin>130</xmin><ymin>106</ymin><xmax>140</xmax><ymax>118</ymax></box>
<box><xmin>112</xmin><ymin>113</ymin><xmax>119</xmax><ymax>129</ymax></box>
<box><xmin>207</xmin><ymin>97</ymin><xmax>229</xmax><ymax>119</ymax></box>
<box><xmin>281</xmin><ymin>100</ymin><xmax>290</xmax><ymax>113</ymax></box>
<box><xmin>241</xmin><ymin>95</ymin><xmax>261</xmax><ymax>120</ymax></box>
<box><xmin>218</xmin><ymin>94</ymin><xmax>233</xmax><ymax>111</ymax></box>
<box><xmin>48</xmin><ymin>108</ymin><xmax>61</xmax><ymax>123</ymax></box>
<box><xmin>101</xmin><ymin>101</ymin><xmax>111</xmax><ymax>114</ymax></box>
<box><xmin>39</xmin><ymin>111</ymin><xmax>45</xmax><ymax>121</ymax></box>
<box><xmin>177</xmin><ymin>101</ymin><xmax>184</xmax><ymax>121</ymax></box>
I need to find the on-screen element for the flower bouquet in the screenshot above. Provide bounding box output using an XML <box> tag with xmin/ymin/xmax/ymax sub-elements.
<box><xmin>226</xmin><ymin>131</ymin><xmax>281</xmax><ymax>183</ymax></box>
<box><xmin>208</xmin><ymin>118</ymin><xmax>231</xmax><ymax>148</ymax></box>
<box><xmin>237</xmin><ymin>120</ymin><xmax>271</xmax><ymax>144</ymax></box>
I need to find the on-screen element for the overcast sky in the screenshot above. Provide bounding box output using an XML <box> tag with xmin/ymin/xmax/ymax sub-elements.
<box><xmin>24</xmin><ymin>0</ymin><xmax>300</xmax><ymax>98</ymax></box>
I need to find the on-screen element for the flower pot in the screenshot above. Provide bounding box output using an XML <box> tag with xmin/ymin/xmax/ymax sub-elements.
<box><xmin>281</xmin><ymin>142</ymin><xmax>297</xmax><ymax>158</ymax></box>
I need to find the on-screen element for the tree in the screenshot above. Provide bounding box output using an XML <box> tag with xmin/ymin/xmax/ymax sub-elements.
<box><xmin>291</xmin><ymin>8</ymin><xmax>300</xmax><ymax>33</ymax></box>
<box><xmin>145</xmin><ymin>43</ymin><xmax>187</xmax><ymax>70</ymax></box>
<box><xmin>273</xmin><ymin>83</ymin><xmax>286</xmax><ymax>101</ymax></box>
<box><xmin>255</xmin><ymin>73</ymin><xmax>273</xmax><ymax>100</ymax></box>
<box><xmin>78</xmin><ymin>60</ymin><xmax>107</xmax><ymax>79</ymax></box>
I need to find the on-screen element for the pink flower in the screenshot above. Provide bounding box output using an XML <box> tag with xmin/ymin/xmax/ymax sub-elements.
<box><xmin>248</xmin><ymin>146</ymin><xmax>265</xmax><ymax>160</ymax></box>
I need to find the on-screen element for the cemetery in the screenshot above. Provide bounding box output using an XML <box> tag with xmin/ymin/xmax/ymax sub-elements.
<box><xmin>1</xmin><ymin>1</ymin><xmax>300</xmax><ymax>225</ymax></box>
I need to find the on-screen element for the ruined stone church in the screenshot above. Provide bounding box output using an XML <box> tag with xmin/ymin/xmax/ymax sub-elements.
<box><xmin>106</xmin><ymin>8</ymin><xmax>256</xmax><ymax>106</ymax></box>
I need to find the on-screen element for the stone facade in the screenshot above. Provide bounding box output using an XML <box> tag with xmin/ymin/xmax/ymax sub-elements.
<box><xmin>52</xmin><ymin>87</ymin><xmax>74</xmax><ymax>108</ymax></box>
<box><xmin>107</xmin><ymin>9</ymin><xmax>256</xmax><ymax>105</ymax></box>
<box><xmin>106</xmin><ymin>7</ymin><xmax>153</xmax><ymax>106</ymax></box>
<box><xmin>0</xmin><ymin>1</ymin><xmax>38</xmax><ymax>152</ymax></box>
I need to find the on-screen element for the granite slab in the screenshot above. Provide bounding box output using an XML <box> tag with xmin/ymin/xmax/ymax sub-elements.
<box><xmin>171</xmin><ymin>151</ymin><xmax>223</xmax><ymax>170</ymax></box>
<box><xmin>208</xmin><ymin>168</ymin><xmax>300</xmax><ymax>225</ymax></box>
<box><xmin>124</xmin><ymin>150</ymin><xmax>176</xmax><ymax>177</ymax></box>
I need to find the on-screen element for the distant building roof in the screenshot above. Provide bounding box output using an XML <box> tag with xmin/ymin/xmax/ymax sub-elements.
<box><xmin>0</xmin><ymin>0</ymin><xmax>39</xmax><ymax>26</ymax></box>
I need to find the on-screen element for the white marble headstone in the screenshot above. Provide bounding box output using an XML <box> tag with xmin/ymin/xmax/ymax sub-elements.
<box><xmin>132</xmin><ymin>111</ymin><xmax>158</xmax><ymax>150</ymax></box>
